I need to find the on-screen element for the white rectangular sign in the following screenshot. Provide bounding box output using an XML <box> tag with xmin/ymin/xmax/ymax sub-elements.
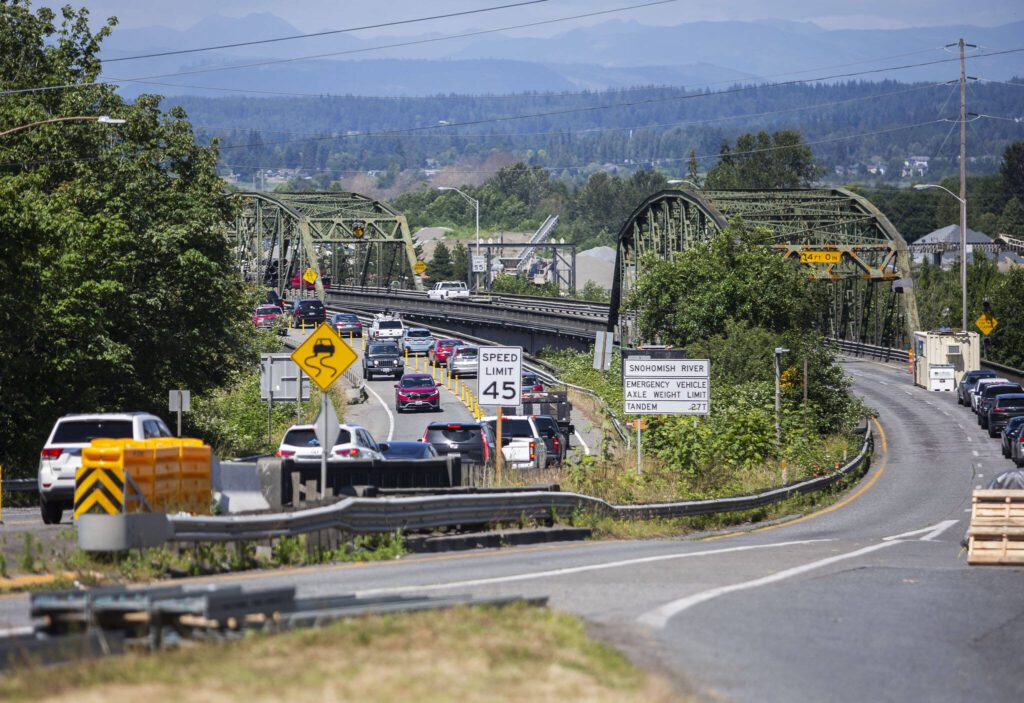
<box><xmin>478</xmin><ymin>346</ymin><xmax>523</xmax><ymax>406</ymax></box>
<box><xmin>472</xmin><ymin>255</ymin><xmax>487</xmax><ymax>273</ymax></box>
<box><xmin>623</xmin><ymin>357</ymin><xmax>709</xmax><ymax>415</ymax></box>
<box><xmin>168</xmin><ymin>390</ymin><xmax>191</xmax><ymax>412</ymax></box>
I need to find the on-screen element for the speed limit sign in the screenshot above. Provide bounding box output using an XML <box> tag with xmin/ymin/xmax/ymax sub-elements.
<box><xmin>478</xmin><ymin>346</ymin><xmax>523</xmax><ymax>406</ymax></box>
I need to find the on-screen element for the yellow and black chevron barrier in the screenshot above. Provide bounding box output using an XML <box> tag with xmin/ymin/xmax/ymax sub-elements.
<box><xmin>74</xmin><ymin>464</ymin><xmax>126</xmax><ymax>519</ymax></box>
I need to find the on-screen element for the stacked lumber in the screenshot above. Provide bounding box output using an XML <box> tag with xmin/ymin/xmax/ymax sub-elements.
<box><xmin>967</xmin><ymin>489</ymin><xmax>1024</xmax><ymax>565</ymax></box>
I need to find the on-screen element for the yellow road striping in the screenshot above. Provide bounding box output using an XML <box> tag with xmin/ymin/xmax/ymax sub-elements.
<box><xmin>704</xmin><ymin>417</ymin><xmax>888</xmax><ymax>540</ymax></box>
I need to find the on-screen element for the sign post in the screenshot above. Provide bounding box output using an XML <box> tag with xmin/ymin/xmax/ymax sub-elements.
<box><xmin>478</xmin><ymin>346</ymin><xmax>523</xmax><ymax>483</ymax></box>
<box><xmin>290</xmin><ymin>324</ymin><xmax>358</xmax><ymax>498</ymax></box>
<box><xmin>168</xmin><ymin>390</ymin><xmax>191</xmax><ymax>437</ymax></box>
<box><xmin>622</xmin><ymin>350</ymin><xmax>709</xmax><ymax>475</ymax></box>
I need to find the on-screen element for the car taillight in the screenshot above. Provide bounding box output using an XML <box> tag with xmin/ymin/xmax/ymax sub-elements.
<box><xmin>482</xmin><ymin>431</ymin><xmax>490</xmax><ymax>462</ymax></box>
<box><xmin>335</xmin><ymin>448</ymin><xmax>360</xmax><ymax>457</ymax></box>
<box><xmin>529</xmin><ymin>441</ymin><xmax>535</xmax><ymax>461</ymax></box>
<box><xmin>553</xmin><ymin>436</ymin><xmax>560</xmax><ymax>451</ymax></box>
<box><xmin>422</xmin><ymin>430</ymin><xmax>430</xmax><ymax>442</ymax></box>
<box><xmin>275</xmin><ymin>450</ymin><xmax>295</xmax><ymax>457</ymax></box>
<box><xmin>41</xmin><ymin>447</ymin><xmax>63</xmax><ymax>459</ymax></box>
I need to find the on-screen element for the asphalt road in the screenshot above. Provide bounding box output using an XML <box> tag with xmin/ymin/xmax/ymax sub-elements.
<box><xmin>3</xmin><ymin>355</ymin><xmax>1021</xmax><ymax>701</ymax></box>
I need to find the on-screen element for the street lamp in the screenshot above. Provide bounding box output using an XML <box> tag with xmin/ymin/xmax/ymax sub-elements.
<box><xmin>437</xmin><ymin>186</ymin><xmax>480</xmax><ymax>292</ymax></box>
<box><xmin>0</xmin><ymin>114</ymin><xmax>126</xmax><ymax>138</ymax></box>
<box><xmin>914</xmin><ymin>183</ymin><xmax>968</xmax><ymax>331</ymax></box>
<box><xmin>774</xmin><ymin>347</ymin><xmax>790</xmax><ymax>446</ymax></box>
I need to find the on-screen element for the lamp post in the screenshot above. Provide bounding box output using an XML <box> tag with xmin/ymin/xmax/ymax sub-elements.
<box><xmin>914</xmin><ymin>183</ymin><xmax>968</xmax><ymax>331</ymax></box>
<box><xmin>0</xmin><ymin>114</ymin><xmax>126</xmax><ymax>139</ymax></box>
<box><xmin>774</xmin><ymin>347</ymin><xmax>790</xmax><ymax>447</ymax></box>
<box><xmin>437</xmin><ymin>186</ymin><xmax>480</xmax><ymax>292</ymax></box>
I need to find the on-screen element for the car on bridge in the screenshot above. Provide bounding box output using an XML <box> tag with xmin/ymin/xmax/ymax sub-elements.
<box><xmin>38</xmin><ymin>412</ymin><xmax>173</xmax><ymax>524</ymax></box>
<box><xmin>400</xmin><ymin>327</ymin><xmax>435</xmax><ymax>355</ymax></box>
<box><xmin>379</xmin><ymin>441</ymin><xmax>438</xmax><ymax>460</ymax></box>
<box><xmin>1000</xmin><ymin>415</ymin><xmax>1024</xmax><ymax>457</ymax></box>
<box><xmin>986</xmin><ymin>393</ymin><xmax>1024</xmax><ymax>437</ymax></box>
<box><xmin>252</xmin><ymin>304</ymin><xmax>283</xmax><ymax>331</ymax></box>
<box><xmin>370</xmin><ymin>314</ymin><xmax>405</xmax><ymax>341</ymax></box>
<box><xmin>428</xmin><ymin>338</ymin><xmax>463</xmax><ymax>367</ymax></box>
<box><xmin>276</xmin><ymin>423</ymin><xmax>383</xmax><ymax>462</ymax></box>
<box><xmin>331</xmin><ymin>312</ymin><xmax>362</xmax><ymax>337</ymax></box>
<box><xmin>957</xmin><ymin>369</ymin><xmax>997</xmax><ymax>406</ymax></box>
<box><xmin>363</xmin><ymin>341</ymin><xmax>403</xmax><ymax>380</ymax></box>
<box><xmin>427</xmin><ymin>281</ymin><xmax>470</xmax><ymax>300</ymax></box>
<box><xmin>394</xmin><ymin>373</ymin><xmax>441</xmax><ymax>413</ymax></box>
<box><xmin>447</xmin><ymin>345</ymin><xmax>479</xmax><ymax>378</ymax></box>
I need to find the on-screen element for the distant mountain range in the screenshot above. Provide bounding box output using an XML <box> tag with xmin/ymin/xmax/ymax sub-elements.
<box><xmin>100</xmin><ymin>14</ymin><xmax>1024</xmax><ymax>98</ymax></box>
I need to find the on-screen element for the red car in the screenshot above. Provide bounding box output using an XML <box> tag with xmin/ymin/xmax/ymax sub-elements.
<box><xmin>394</xmin><ymin>373</ymin><xmax>441</xmax><ymax>413</ymax></box>
<box><xmin>287</xmin><ymin>274</ymin><xmax>332</xmax><ymax>289</ymax></box>
<box><xmin>252</xmin><ymin>305</ymin><xmax>282</xmax><ymax>330</ymax></box>
<box><xmin>428</xmin><ymin>339</ymin><xmax>462</xmax><ymax>367</ymax></box>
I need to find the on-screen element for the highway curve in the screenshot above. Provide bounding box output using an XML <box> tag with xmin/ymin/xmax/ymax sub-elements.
<box><xmin>2</xmin><ymin>356</ymin><xmax>1022</xmax><ymax>701</ymax></box>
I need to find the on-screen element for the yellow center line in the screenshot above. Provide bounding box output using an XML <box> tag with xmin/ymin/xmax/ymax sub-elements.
<box><xmin>704</xmin><ymin>417</ymin><xmax>888</xmax><ymax>540</ymax></box>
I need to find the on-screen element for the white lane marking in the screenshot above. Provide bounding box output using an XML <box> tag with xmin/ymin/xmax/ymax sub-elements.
<box><xmin>354</xmin><ymin>539</ymin><xmax>831</xmax><ymax>597</ymax></box>
<box><xmin>878</xmin><ymin>380</ymin><xmax>888</xmax><ymax>386</ymax></box>
<box><xmin>942</xmin><ymin>411</ymin><xmax>951</xmax><ymax>416</ymax></box>
<box><xmin>637</xmin><ymin>541</ymin><xmax>899</xmax><ymax>628</ymax></box>
<box><xmin>883</xmin><ymin>520</ymin><xmax>960</xmax><ymax>542</ymax></box>
<box><xmin>574</xmin><ymin>430</ymin><xmax>590</xmax><ymax>455</ymax></box>
<box><xmin>362</xmin><ymin>383</ymin><xmax>395</xmax><ymax>441</ymax></box>
<box><xmin>972</xmin><ymin>450</ymin><xmax>979</xmax><ymax>457</ymax></box>
<box><xmin>967</xmin><ymin>436</ymin><xmax>973</xmax><ymax>442</ymax></box>
<box><xmin>904</xmin><ymin>390</ymin><xmax>914</xmax><ymax>396</ymax></box>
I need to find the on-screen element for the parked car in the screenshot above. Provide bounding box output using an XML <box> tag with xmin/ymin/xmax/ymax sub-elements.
<box><xmin>971</xmin><ymin>377</ymin><xmax>1011</xmax><ymax>412</ymax></box>
<box><xmin>401</xmin><ymin>327</ymin><xmax>435</xmax><ymax>355</ymax></box>
<box><xmin>331</xmin><ymin>312</ymin><xmax>363</xmax><ymax>337</ymax></box>
<box><xmin>447</xmin><ymin>345</ymin><xmax>479</xmax><ymax>378</ymax></box>
<box><xmin>521</xmin><ymin>372</ymin><xmax>544</xmax><ymax>393</ymax></box>
<box><xmin>428</xmin><ymin>338</ymin><xmax>463</xmax><ymax>367</ymax></box>
<box><xmin>252</xmin><ymin>305</ymin><xmax>283</xmax><ymax>330</ymax></box>
<box><xmin>481</xmin><ymin>415</ymin><xmax>547</xmax><ymax>470</ymax></box>
<box><xmin>532</xmin><ymin>415</ymin><xmax>567</xmax><ymax>466</ymax></box>
<box><xmin>986</xmin><ymin>393</ymin><xmax>1024</xmax><ymax>437</ymax></box>
<box><xmin>291</xmin><ymin>298</ymin><xmax>326</xmax><ymax>328</ymax></box>
<box><xmin>957</xmin><ymin>369</ymin><xmax>997</xmax><ymax>406</ymax></box>
<box><xmin>1011</xmin><ymin>425</ymin><xmax>1024</xmax><ymax>467</ymax></box>
<box><xmin>37</xmin><ymin>412</ymin><xmax>173</xmax><ymax>524</ymax></box>
<box><xmin>427</xmin><ymin>281</ymin><xmax>470</xmax><ymax>300</ymax></box>
<box><xmin>977</xmin><ymin>383</ymin><xmax>1023</xmax><ymax>428</ymax></box>
<box><xmin>1000</xmin><ymin>415</ymin><xmax>1024</xmax><ymax>457</ymax></box>
<box><xmin>370</xmin><ymin>314</ymin><xmax>405</xmax><ymax>341</ymax></box>
<box><xmin>394</xmin><ymin>373</ymin><xmax>441</xmax><ymax>413</ymax></box>
<box><xmin>379</xmin><ymin>441</ymin><xmax>438</xmax><ymax>460</ymax></box>
<box><xmin>276</xmin><ymin>423</ymin><xmax>383</xmax><ymax>462</ymax></box>
<box><xmin>362</xmin><ymin>341</ymin><xmax>403</xmax><ymax>380</ymax></box>
<box><xmin>422</xmin><ymin>421</ymin><xmax>496</xmax><ymax>466</ymax></box>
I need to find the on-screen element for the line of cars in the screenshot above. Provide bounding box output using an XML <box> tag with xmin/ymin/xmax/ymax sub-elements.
<box><xmin>956</xmin><ymin>370</ymin><xmax>1024</xmax><ymax>466</ymax></box>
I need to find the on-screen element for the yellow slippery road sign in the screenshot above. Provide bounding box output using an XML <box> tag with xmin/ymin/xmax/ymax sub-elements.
<box><xmin>414</xmin><ymin>260</ymin><xmax>427</xmax><ymax>274</ymax></box>
<box><xmin>291</xmin><ymin>324</ymin><xmax>357</xmax><ymax>391</ymax></box>
<box><xmin>976</xmin><ymin>313</ymin><xmax>998</xmax><ymax>335</ymax></box>
<box><xmin>302</xmin><ymin>268</ymin><xmax>318</xmax><ymax>285</ymax></box>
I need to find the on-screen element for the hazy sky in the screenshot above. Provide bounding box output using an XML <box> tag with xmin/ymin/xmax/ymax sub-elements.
<box><xmin>34</xmin><ymin>0</ymin><xmax>1023</xmax><ymax>34</ymax></box>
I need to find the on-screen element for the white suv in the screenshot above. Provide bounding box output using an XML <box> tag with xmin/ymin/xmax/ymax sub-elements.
<box><xmin>276</xmin><ymin>423</ymin><xmax>384</xmax><ymax>462</ymax></box>
<box><xmin>38</xmin><ymin>412</ymin><xmax>173</xmax><ymax>524</ymax></box>
<box><xmin>370</xmin><ymin>314</ymin><xmax>405</xmax><ymax>340</ymax></box>
<box><xmin>427</xmin><ymin>281</ymin><xmax>470</xmax><ymax>300</ymax></box>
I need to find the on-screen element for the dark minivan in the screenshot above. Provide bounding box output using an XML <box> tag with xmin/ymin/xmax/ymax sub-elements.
<box><xmin>291</xmin><ymin>298</ymin><xmax>326</xmax><ymax>327</ymax></box>
<box><xmin>977</xmin><ymin>383</ymin><xmax>1024</xmax><ymax>429</ymax></box>
<box><xmin>422</xmin><ymin>422</ymin><xmax>496</xmax><ymax>466</ymax></box>
<box><xmin>986</xmin><ymin>393</ymin><xmax>1024</xmax><ymax>437</ymax></box>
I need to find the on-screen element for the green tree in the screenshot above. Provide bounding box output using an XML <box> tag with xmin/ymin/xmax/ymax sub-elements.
<box><xmin>0</xmin><ymin>1</ymin><xmax>259</xmax><ymax>471</ymax></box>
<box><xmin>998</xmin><ymin>197</ymin><xmax>1024</xmax><ymax>236</ymax></box>
<box><xmin>427</xmin><ymin>242</ymin><xmax>453</xmax><ymax>280</ymax></box>
<box><xmin>705</xmin><ymin>130</ymin><xmax>819</xmax><ymax>189</ymax></box>
<box><xmin>989</xmin><ymin>268</ymin><xmax>1024</xmax><ymax>367</ymax></box>
<box><xmin>450</xmin><ymin>242</ymin><xmax>469</xmax><ymax>282</ymax></box>
<box><xmin>1001</xmin><ymin>142</ymin><xmax>1024</xmax><ymax>203</ymax></box>
<box><xmin>623</xmin><ymin>219</ymin><xmax>815</xmax><ymax>346</ymax></box>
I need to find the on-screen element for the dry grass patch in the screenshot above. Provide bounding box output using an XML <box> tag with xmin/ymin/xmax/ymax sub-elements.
<box><xmin>0</xmin><ymin>604</ymin><xmax>683</xmax><ymax>703</ymax></box>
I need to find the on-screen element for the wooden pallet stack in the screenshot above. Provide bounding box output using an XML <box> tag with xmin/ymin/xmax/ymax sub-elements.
<box><xmin>967</xmin><ymin>489</ymin><xmax>1024</xmax><ymax>565</ymax></box>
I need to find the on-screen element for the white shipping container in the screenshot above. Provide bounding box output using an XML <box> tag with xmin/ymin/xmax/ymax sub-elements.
<box><xmin>912</xmin><ymin>331</ymin><xmax>980</xmax><ymax>389</ymax></box>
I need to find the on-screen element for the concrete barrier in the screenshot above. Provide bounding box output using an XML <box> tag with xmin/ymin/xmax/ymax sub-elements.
<box><xmin>212</xmin><ymin>458</ymin><xmax>271</xmax><ymax>513</ymax></box>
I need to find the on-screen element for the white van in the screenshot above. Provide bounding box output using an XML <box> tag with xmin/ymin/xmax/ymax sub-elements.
<box><xmin>427</xmin><ymin>281</ymin><xmax>470</xmax><ymax>300</ymax></box>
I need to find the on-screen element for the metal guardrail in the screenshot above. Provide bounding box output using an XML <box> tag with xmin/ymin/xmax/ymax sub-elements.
<box><xmin>828</xmin><ymin>338</ymin><xmax>910</xmax><ymax>364</ymax></box>
<box><xmin>1</xmin><ymin>478</ymin><xmax>37</xmax><ymax>493</ymax></box>
<box><xmin>148</xmin><ymin>425</ymin><xmax>871</xmax><ymax>545</ymax></box>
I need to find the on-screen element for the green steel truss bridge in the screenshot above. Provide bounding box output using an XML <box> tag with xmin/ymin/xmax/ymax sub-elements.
<box><xmin>230</xmin><ymin>191</ymin><xmax>421</xmax><ymax>298</ymax></box>
<box><xmin>608</xmin><ymin>188</ymin><xmax>920</xmax><ymax>347</ymax></box>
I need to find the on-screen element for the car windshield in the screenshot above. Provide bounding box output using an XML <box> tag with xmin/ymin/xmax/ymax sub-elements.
<box><xmin>986</xmin><ymin>385</ymin><xmax>1023</xmax><ymax>397</ymax></box>
<box><xmin>1009</xmin><ymin>417</ymin><xmax>1024</xmax><ymax>430</ymax></box>
<box><xmin>427</xmin><ymin>426</ymin><xmax>482</xmax><ymax>444</ymax></box>
<box><xmin>333</xmin><ymin>314</ymin><xmax>357</xmax><ymax>322</ymax></box>
<box><xmin>299</xmin><ymin>301</ymin><xmax>324</xmax><ymax>310</ymax></box>
<box><xmin>52</xmin><ymin>419</ymin><xmax>134</xmax><ymax>444</ymax></box>
<box><xmin>534</xmin><ymin>418</ymin><xmax>559</xmax><ymax>435</ymax></box>
<box><xmin>407</xmin><ymin>330</ymin><xmax>431</xmax><ymax>338</ymax></box>
<box><xmin>256</xmin><ymin>307</ymin><xmax>279</xmax><ymax>315</ymax></box>
<box><xmin>369</xmin><ymin>344</ymin><xmax>399</xmax><ymax>355</ymax></box>
<box><xmin>400</xmin><ymin>376</ymin><xmax>434</xmax><ymax>388</ymax></box>
<box><xmin>455</xmin><ymin>348</ymin><xmax>478</xmax><ymax>358</ymax></box>
<box><xmin>997</xmin><ymin>397</ymin><xmax>1024</xmax><ymax>410</ymax></box>
<box><xmin>283</xmin><ymin>427</ymin><xmax>350</xmax><ymax>447</ymax></box>
<box><xmin>485</xmin><ymin>419</ymin><xmax>532</xmax><ymax>437</ymax></box>
<box><xmin>379</xmin><ymin>321</ymin><xmax>403</xmax><ymax>329</ymax></box>
<box><xmin>385</xmin><ymin>443</ymin><xmax>434</xmax><ymax>459</ymax></box>
<box><xmin>438</xmin><ymin>340</ymin><xmax>460</xmax><ymax>348</ymax></box>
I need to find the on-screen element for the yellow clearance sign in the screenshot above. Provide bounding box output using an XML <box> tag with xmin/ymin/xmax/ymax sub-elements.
<box><xmin>799</xmin><ymin>250</ymin><xmax>842</xmax><ymax>264</ymax></box>
<box><xmin>290</xmin><ymin>324</ymin><xmax>357</xmax><ymax>391</ymax></box>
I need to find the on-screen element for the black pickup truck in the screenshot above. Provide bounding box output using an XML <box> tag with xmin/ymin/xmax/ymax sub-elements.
<box><xmin>519</xmin><ymin>391</ymin><xmax>574</xmax><ymax>448</ymax></box>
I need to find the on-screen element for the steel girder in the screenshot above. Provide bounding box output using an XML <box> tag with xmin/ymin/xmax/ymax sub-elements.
<box><xmin>231</xmin><ymin>191</ymin><xmax>422</xmax><ymax>298</ymax></box>
<box><xmin>609</xmin><ymin>187</ymin><xmax>920</xmax><ymax>347</ymax></box>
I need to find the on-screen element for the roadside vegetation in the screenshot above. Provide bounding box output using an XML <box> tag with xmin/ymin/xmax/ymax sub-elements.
<box><xmin>0</xmin><ymin>604</ymin><xmax>680</xmax><ymax>703</ymax></box>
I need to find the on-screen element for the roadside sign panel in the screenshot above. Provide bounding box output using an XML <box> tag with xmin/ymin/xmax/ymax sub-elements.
<box><xmin>260</xmin><ymin>354</ymin><xmax>311</xmax><ymax>400</ymax></box>
<box><xmin>593</xmin><ymin>330</ymin><xmax>614</xmax><ymax>370</ymax></box>
<box><xmin>799</xmin><ymin>250</ymin><xmax>842</xmax><ymax>264</ymax></box>
<box><xmin>302</xmin><ymin>268</ymin><xmax>318</xmax><ymax>285</ymax></box>
<box><xmin>414</xmin><ymin>260</ymin><xmax>427</xmax><ymax>274</ymax></box>
<box><xmin>472</xmin><ymin>255</ymin><xmax>487</xmax><ymax>273</ymax></box>
<box><xmin>290</xmin><ymin>325</ymin><xmax>357</xmax><ymax>392</ymax></box>
<box><xmin>622</xmin><ymin>351</ymin><xmax>709</xmax><ymax>415</ymax></box>
<box><xmin>976</xmin><ymin>313</ymin><xmax>998</xmax><ymax>335</ymax></box>
<box><xmin>168</xmin><ymin>390</ymin><xmax>191</xmax><ymax>412</ymax></box>
<box><xmin>478</xmin><ymin>346</ymin><xmax>523</xmax><ymax>406</ymax></box>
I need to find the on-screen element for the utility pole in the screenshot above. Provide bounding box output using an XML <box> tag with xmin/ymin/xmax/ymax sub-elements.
<box><xmin>958</xmin><ymin>37</ymin><xmax>968</xmax><ymax>333</ymax></box>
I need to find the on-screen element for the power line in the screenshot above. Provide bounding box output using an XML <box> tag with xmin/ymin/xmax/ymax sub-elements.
<box><xmin>101</xmin><ymin>1</ymin><xmax>552</xmax><ymax>63</ymax></box>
